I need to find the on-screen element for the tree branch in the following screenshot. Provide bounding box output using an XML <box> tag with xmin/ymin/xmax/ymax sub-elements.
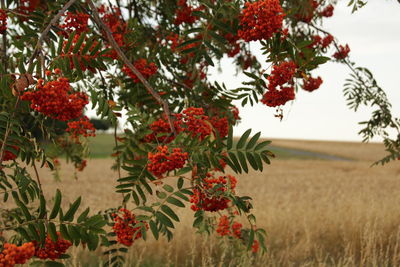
<box><xmin>85</xmin><ymin>0</ymin><xmax>176</xmax><ymax>135</ymax></box>
<box><xmin>28</xmin><ymin>0</ymin><xmax>79</xmax><ymax>71</ymax></box>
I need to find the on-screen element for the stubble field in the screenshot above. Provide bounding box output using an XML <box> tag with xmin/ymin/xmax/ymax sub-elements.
<box><xmin>29</xmin><ymin>138</ymin><xmax>400</xmax><ymax>266</ymax></box>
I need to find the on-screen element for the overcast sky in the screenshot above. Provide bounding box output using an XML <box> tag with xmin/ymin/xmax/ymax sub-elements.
<box><xmin>210</xmin><ymin>0</ymin><xmax>400</xmax><ymax>142</ymax></box>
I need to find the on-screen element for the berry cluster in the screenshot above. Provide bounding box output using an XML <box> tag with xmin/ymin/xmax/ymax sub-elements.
<box><xmin>302</xmin><ymin>75</ymin><xmax>323</xmax><ymax>92</ymax></box>
<box><xmin>216</xmin><ymin>215</ymin><xmax>243</xmax><ymax>239</ymax></box>
<box><xmin>18</xmin><ymin>0</ymin><xmax>40</xmax><ymax>16</ymax></box>
<box><xmin>333</xmin><ymin>44</ymin><xmax>350</xmax><ymax>60</ymax></box>
<box><xmin>209</xmin><ymin>116</ymin><xmax>229</xmax><ymax>138</ymax></box>
<box><xmin>1</xmin><ymin>144</ymin><xmax>18</xmax><ymax>162</ymax></box>
<box><xmin>267</xmin><ymin>61</ymin><xmax>297</xmax><ymax>89</ymax></box>
<box><xmin>21</xmin><ymin>77</ymin><xmax>88</xmax><ymax>121</ymax></box>
<box><xmin>190</xmin><ymin>174</ymin><xmax>237</xmax><ymax>212</ymax></box>
<box><xmin>147</xmin><ymin>146</ymin><xmax>189</xmax><ymax>177</ymax></box>
<box><xmin>231</xmin><ymin>106</ymin><xmax>240</xmax><ymax>122</ymax></box>
<box><xmin>98</xmin><ymin>5</ymin><xmax>128</xmax><ymax>59</ymax></box>
<box><xmin>238</xmin><ymin>0</ymin><xmax>285</xmax><ymax>42</ymax></box>
<box><xmin>34</xmin><ymin>232</ymin><xmax>72</xmax><ymax>260</ymax></box>
<box><xmin>261</xmin><ymin>61</ymin><xmax>297</xmax><ymax>107</ymax></box>
<box><xmin>60</xmin><ymin>12</ymin><xmax>90</xmax><ymax>36</ymax></box>
<box><xmin>74</xmin><ymin>159</ymin><xmax>87</xmax><ymax>171</ymax></box>
<box><xmin>0</xmin><ymin>242</ymin><xmax>35</xmax><ymax>267</ymax></box>
<box><xmin>174</xmin><ymin>0</ymin><xmax>202</xmax><ymax>26</ymax></box>
<box><xmin>215</xmin><ymin>215</ymin><xmax>259</xmax><ymax>252</ymax></box>
<box><xmin>144</xmin><ymin>115</ymin><xmax>182</xmax><ymax>143</ymax></box>
<box><xmin>122</xmin><ymin>59</ymin><xmax>158</xmax><ymax>83</ymax></box>
<box><xmin>0</xmin><ymin>9</ymin><xmax>7</xmax><ymax>34</ymax></box>
<box><xmin>261</xmin><ymin>87</ymin><xmax>295</xmax><ymax>107</ymax></box>
<box><xmin>309</xmin><ymin>34</ymin><xmax>334</xmax><ymax>49</ymax></box>
<box><xmin>112</xmin><ymin>209</ymin><xmax>147</xmax><ymax>247</ymax></box>
<box><xmin>320</xmin><ymin>4</ymin><xmax>334</xmax><ymax>17</ymax></box>
<box><xmin>180</xmin><ymin>107</ymin><xmax>212</xmax><ymax>140</ymax></box>
<box><xmin>66</xmin><ymin>116</ymin><xmax>96</xmax><ymax>143</ymax></box>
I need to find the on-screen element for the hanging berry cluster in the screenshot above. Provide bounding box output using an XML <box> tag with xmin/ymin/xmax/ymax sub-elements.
<box><xmin>122</xmin><ymin>59</ymin><xmax>158</xmax><ymax>83</ymax></box>
<box><xmin>261</xmin><ymin>61</ymin><xmax>297</xmax><ymax>107</ymax></box>
<box><xmin>66</xmin><ymin>116</ymin><xmax>96</xmax><ymax>143</ymax></box>
<box><xmin>190</xmin><ymin>173</ymin><xmax>237</xmax><ymax>212</ymax></box>
<box><xmin>179</xmin><ymin>107</ymin><xmax>213</xmax><ymax>140</ymax></box>
<box><xmin>0</xmin><ymin>242</ymin><xmax>35</xmax><ymax>267</ymax></box>
<box><xmin>1</xmin><ymin>144</ymin><xmax>19</xmax><ymax>162</ymax></box>
<box><xmin>60</xmin><ymin>12</ymin><xmax>90</xmax><ymax>36</ymax></box>
<box><xmin>21</xmin><ymin>77</ymin><xmax>88</xmax><ymax>121</ymax></box>
<box><xmin>17</xmin><ymin>0</ymin><xmax>40</xmax><ymax>16</ymax></box>
<box><xmin>320</xmin><ymin>4</ymin><xmax>334</xmax><ymax>17</ymax></box>
<box><xmin>215</xmin><ymin>215</ymin><xmax>260</xmax><ymax>253</ymax></box>
<box><xmin>144</xmin><ymin>107</ymin><xmax>230</xmax><ymax>144</ymax></box>
<box><xmin>112</xmin><ymin>209</ymin><xmax>147</xmax><ymax>247</ymax></box>
<box><xmin>174</xmin><ymin>0</ymin><xmax>202</xmax><ymax>26</ymax></box>
<box><xmin>238</xmin><ymin>0</ymin><xmax>285</xmax><ymax>42</ymax></box>
<box><xmin>216</xmin><ymin>215</ymin><xmax>242</xmax><ymax>239</ymax></box>
<box><xmin>302</xmin><ymin>75</ymin><xmax>323</xmax><ymax>92</ymax></box>
<box><xmin>309</xmin><ymin>34</ymin><xmax>334</xmax><ymax>49</ymax></box>
<box><xmin>333</xmin><ymin>44</ymin><xmax>351</xmax><ymax>60</ymax></box>
<box><xmin>0</xmin><ymin>9</ymin><xmax>7</xmax><ymax>34</ymax></box>
<box><xmin>33</xmin><ymin>232</ymin><xmax>72</xmax><ymax>260</ymax></box>
<box><xmin>147</xmin><ymin>146</ymin><xmax>189</xmax><ymax>177</ymax></box>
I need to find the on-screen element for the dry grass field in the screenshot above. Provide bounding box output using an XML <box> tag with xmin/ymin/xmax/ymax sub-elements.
<box><xmin>16</xmin><ymin>139</ymin><xmax>400</xmax><ymax>266</ymax></box>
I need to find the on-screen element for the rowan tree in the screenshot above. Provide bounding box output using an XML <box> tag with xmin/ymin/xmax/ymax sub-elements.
<box><xmin>0</xmin><ymin>0</ymin><xmax>398</xmax><ymax>266</ymax></box>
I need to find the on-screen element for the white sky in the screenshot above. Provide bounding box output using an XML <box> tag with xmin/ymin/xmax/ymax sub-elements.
<box><xmin>210</xmin><ymin>0</ymin><xmax>400</xmax><ymax>141</ymax></box>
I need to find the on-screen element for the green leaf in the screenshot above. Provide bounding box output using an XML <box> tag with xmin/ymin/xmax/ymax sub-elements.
<box><xmin>149</xmin><ymin>220</ymin><xmax>159</xmax><ymax>240</ymax></box>
<box><xmin>237</xmin><ymin>129</ymin><xmax>252</xmax><ymax>149</ymax></box>
<box><xmin>77</xmin><ymin>207</ymin><xmax>90</xmax><ymax>223</ymax></box>
<box><xmin>48</xmin><ymin>222</ymin><xmax>58</xmax><ymax>242</ymax></box>
<box><xmin>12</xmin><ymin>192</ymin><xmax>31</xmax><ymax>220</ymax></box>
<box><xmin>63</xmin><ymin>31</ymin><xmax>76</xmax><ymax>53</ymax></box>
<box><xmin>155</xmin><ymin>211</ymin><xmax>174</xmax><ymax>228</ymax></box>
<box><xmin>161</xmin><ymin>205</ymin><xmax>179</xmax><ymax>222</ymax></box>
<box><xmin>247</xmin><ymin>229</ymin><xmax>255</xmax><ymax>250</ymax></box>
<box><xmin>166</xmin><ymin>196</ymin><xmax>185</xmax><ymax>207</ymax></box>
<box><xmin>63</xmin><ymin>197</ymin><xmax>81</xmax><ymax>222</ymax></box>
<box><xmin>72</xmin><ymin>55</ymin><xmax>83</xmax><ymax>78</ymax></box>
<box><xmin>57</xmin><ymin>35</ymin><xmax>65</xmax><ymax>55</ymax></box>
<box><xmin>177</xmin><ymin>178</ymin><xmax>184</xmax><ymax>189</ymax></box>
<box><xmin>227</xmin><ymin>126</ymin><xmax>233</xmax><ymax>149</ymax></box>
<box><xmin>254</xmin><ymin>140</ymin><xmax>271</xmax><ymax>151</ymax></box>
<box><xmin>246</xmin><ymin>132</ymin><xmax>261</xmax><ymax>150</ymax></box>
<box><xmin>49</xmin><ymin>189</ymin><xmax>61</xmax><ymax>219</ymax></box>
<box><xmin>38</xmin><ymin>194</ymin><xmax>46</xmax><ymax>219</ymax></box>
<box><xmin>163</xmin><ymin>184</ymin><xmax>174</xmax><ymax>193</ymax></box>
<box><xmin>72</xmin><ymin>32</ymin><xmax>86</xmax><ymax>54</ymax></box>
<box><xmin>237</xmin><ymin>151</ymin><xmax>248</xmax><ymax>173</ymax></box>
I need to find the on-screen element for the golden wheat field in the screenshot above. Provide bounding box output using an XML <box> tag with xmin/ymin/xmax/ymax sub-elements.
<box><xmin>19</xmin><ymin>139</ymin><xmax>400</xmax><ymax>266</ymax></box>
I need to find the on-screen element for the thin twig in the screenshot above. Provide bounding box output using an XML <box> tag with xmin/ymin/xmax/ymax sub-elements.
<box><xmin>85</xmin><ymin>0</ymin><xmax>176</xmax><ymax>135</ymax></box>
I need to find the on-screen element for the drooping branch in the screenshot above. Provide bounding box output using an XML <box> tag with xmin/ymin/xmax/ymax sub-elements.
<box><xmin>85</xmin><ymin>0</ymin><xmax>177</xmax><ymax>135</ymax></box>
